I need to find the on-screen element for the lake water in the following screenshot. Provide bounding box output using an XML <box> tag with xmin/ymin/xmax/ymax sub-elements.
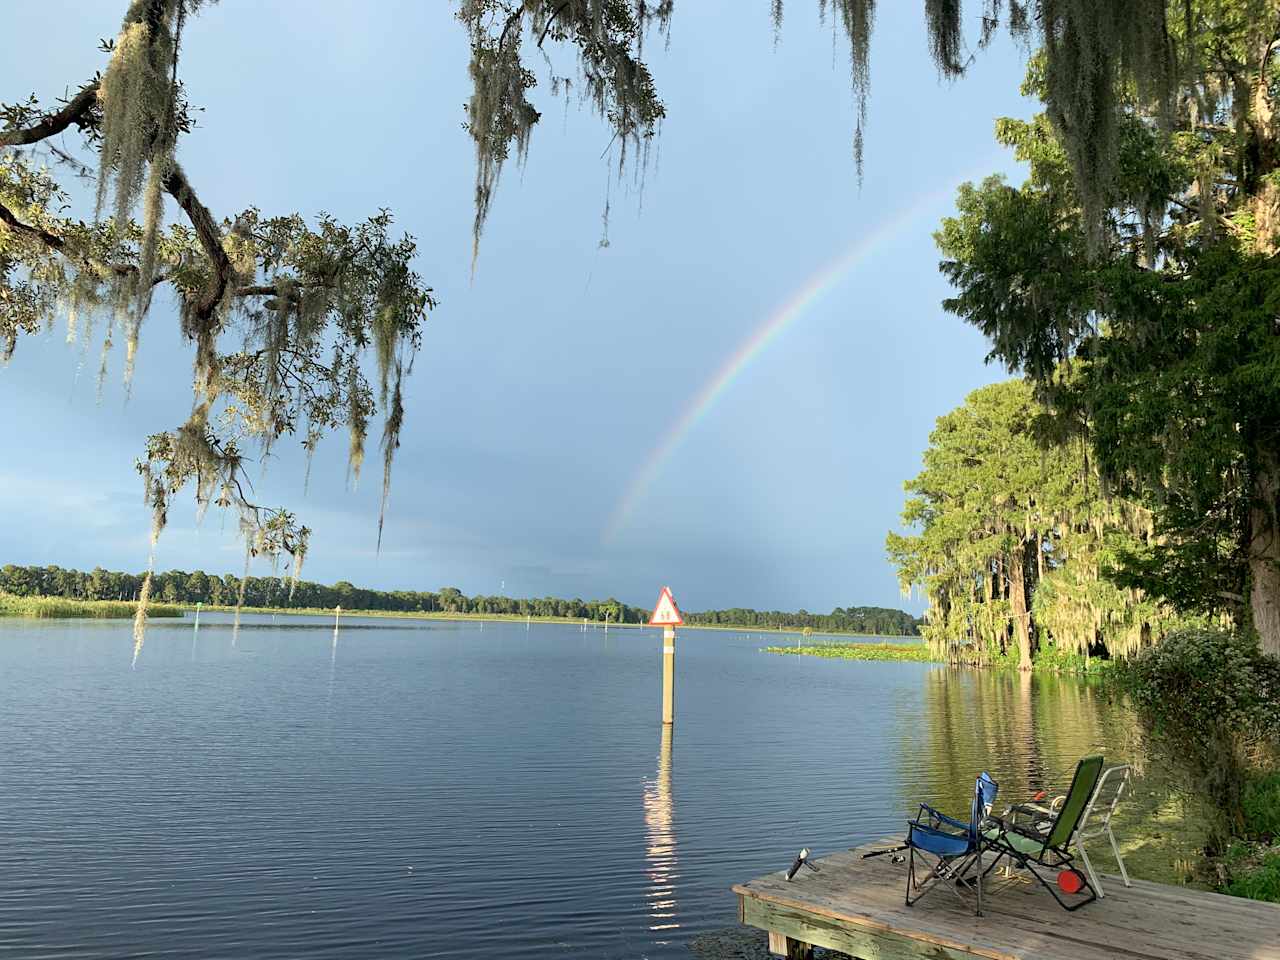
<box><xmin>0</xmin><ymin>615</ymin><xmax>1144</xmax><ymax>958</ymax></box>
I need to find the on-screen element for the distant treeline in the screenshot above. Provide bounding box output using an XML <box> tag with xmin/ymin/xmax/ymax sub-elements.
<box><xmin>685</xmin><ymin>606</ymin><xmax>920</xmax><ymax>636</ymax></box>
<box><xmin>0</xmin><ymin>563</ymin><xmax>920</xmax><ymax>635</ymax></box>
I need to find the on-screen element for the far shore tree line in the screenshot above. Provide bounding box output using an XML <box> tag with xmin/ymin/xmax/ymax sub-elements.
<box><xmin>0</xmin><ymin>563</ymin><xmax>921</xmax><ymax>635</ymax></box>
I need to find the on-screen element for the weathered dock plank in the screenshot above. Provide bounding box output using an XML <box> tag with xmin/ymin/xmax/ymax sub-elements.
<box><xmin>733</xmin><ymin>840</ymin><xmax>1280</xmax><ymax>960</ymax></box>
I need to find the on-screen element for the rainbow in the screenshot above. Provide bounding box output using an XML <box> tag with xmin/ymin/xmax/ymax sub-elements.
<box><xmin>602</xmin><ymin>170</ymin><xmax>991</xmax><ymax>543</ymax></box>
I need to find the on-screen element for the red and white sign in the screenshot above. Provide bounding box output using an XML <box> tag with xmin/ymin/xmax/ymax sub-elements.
<box><xmin>649</xmin><ymin>586</ymin><xmax>684</xmax><ymax>626</ymax></box>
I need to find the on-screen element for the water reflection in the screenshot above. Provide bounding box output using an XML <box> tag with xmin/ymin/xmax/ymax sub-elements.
<box><xmin>326</xmin><ymin>618</ymin><xmax>340</xmax><ymax>716</ymax></box>
<box><xmin>902</xmin><ymin>667</ymin><xmax>1143</xmax><ymax>820</ymax></box>
<box><xmin>642</xmin><ymin>725</ymin><xmax>678</xmax><ymax>942</ymax></box>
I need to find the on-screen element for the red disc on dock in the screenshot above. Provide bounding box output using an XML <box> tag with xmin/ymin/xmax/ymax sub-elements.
<box><xmin>1057</xmin><ymin>869</ymin><xmax>1085</xmax><ymax>894</ymax></box>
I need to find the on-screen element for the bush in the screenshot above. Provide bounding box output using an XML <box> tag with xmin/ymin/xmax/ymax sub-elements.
<box><xmin>1121</xmin><ymin>626</ymin><xmax>1280</xmax><ymax>737</ymax></box>
<box><xmin>1117</xmin><ymin>626</ymin><xmax>1280</xmax><ymax>847</ymax></box>
<box><xmin>1242</xmin><ymin>772</ymin><xmax>1280</xmax><ymax>842</ymax></box>
<box><xmin>1224</xmin><ymin>853</ymin><xmax>1280</xmax><ymax>903</ymax></box>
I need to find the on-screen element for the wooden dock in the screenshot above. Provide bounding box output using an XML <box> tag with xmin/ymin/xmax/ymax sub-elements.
<box><xmin>733</xmin><ymin>840</ymin><xmax>1280</xmax><ymax>960</ymax></box>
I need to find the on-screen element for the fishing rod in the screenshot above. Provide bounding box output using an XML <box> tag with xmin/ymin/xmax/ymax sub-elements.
<box><xmin>860</xmin><ymin>843</ymin><xmax>908</xmax><ymax>860</ymax></box>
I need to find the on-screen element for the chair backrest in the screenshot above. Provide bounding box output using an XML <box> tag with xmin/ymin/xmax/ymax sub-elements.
<box><xmin>1046</xmin><ymin>754</ymin><xmax>1105</xmax><ymax>849</ymax></box>
<box><xmin>970</xmin><ymin>771</ymin><xmax>998</xmax><ymax>838</ymax></box>
<box><xmin>1076</xmin><ymin>764</ymin><xmax>1131</xmax><ymax>839</ymax></box>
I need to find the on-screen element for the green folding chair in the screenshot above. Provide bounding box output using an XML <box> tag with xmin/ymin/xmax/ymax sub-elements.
<box><xmin>979</xmin><ymin>754</ymin><xmax>1105</xmax><ymax>911</ymax></box>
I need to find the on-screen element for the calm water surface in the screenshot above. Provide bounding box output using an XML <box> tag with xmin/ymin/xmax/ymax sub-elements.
<box><xmin>0</xmin><ymin>615</ymin><xmax>1141</xmax><ymax>958</ymax></box>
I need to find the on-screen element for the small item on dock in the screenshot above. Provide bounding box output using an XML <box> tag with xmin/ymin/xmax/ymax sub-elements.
<box><xmin>860</xmin><ymin>842</ymin><xmax>907</xmax><ymax>860</ymax></box>
<box><xmin>784</xmin><ymin>848</ymin><xmax>819</xmax><ymax>881</ymax></box>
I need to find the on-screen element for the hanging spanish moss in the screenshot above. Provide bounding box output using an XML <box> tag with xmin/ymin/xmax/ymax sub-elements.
<box><xmin>925</xmin><ymin>0</ymin><xmax>965</xmax><ymax>77</ymax></box>
<box><xmin>4</xmin><ymin>2</ymin><xmax>434</xmax><ymax>665</ymax></box>
<box><xmin>827</xmin><ymin>0</ymin><xmax>876</xmax><ymax>174</ymax></box>
<box><xmin>458</xmin><ymin>1</ymin><xmax>671</xmax><ymax>266</ymax></box>
<box><xmin>1038</xmin><ymin>0</ymin><xmax>1172</xmax><ymax>249</ymax></box>
<box><xmin>348</xmin><ymin>360</ymin><xmax>368</xmax><ymax>487</ymax></box>
<box><xmin>96</xmin><ymin>1</ymin><xmax>180</xmax><ymax>273</ymax></box>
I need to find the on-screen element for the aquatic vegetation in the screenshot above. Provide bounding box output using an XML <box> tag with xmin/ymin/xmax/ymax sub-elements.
<box><xmin>765</xmin><ymin>642</ymin><xmax>937</xmax><ymax>663</ymax></box>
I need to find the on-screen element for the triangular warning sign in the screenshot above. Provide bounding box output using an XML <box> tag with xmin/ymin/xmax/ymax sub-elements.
<box><xmin>649</xmin><ymin>586</ymin><xmax>684</xmax><ymax>626</ymax></box>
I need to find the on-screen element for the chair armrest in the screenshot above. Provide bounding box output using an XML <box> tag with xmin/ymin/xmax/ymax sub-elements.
<box><xmin>992</xmin><ymin>815</ymin><xmax>1051</xmax><ymax>843</ymax></box>
<box><xmin>1012</xmin><ymin>802</ymin><xmax>1054</xmax><ymax>817</ymax></box>
<box><xmin>1005</xmin><ymin>804</ymin><xmax>1055</xmax><ymax>836</ymax></box>
<box><xmin>917</xmin><ymin>803</ymin><xmax>970</xmax><ymax>833</ymax></box>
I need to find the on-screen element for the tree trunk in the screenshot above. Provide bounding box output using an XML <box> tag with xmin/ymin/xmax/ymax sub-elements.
<box><xmin>1249</xmin><ymin>452</ymin><xmax>1280</xmax><ymax>658</ymax></box>
<box><xmin>1008</xmin><ymin>545</ymin><xmax>1033</xmax><ymax>671</ymax></box>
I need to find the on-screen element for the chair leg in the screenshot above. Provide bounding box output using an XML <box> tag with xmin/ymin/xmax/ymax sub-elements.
<box><xmin>975</xmin><ymin>843</ymin><xmax>983</xmax><ymax>917</ymax></box>
<box><xmin>1002</xmin><ymin>850</ymin><xmax>1097</xmax><ymax>912</ymax></box>
<box><xmin>905</xmin><ymin>845</ymin><xmax>914</xmax><ymax>906</ymax></box>
<box><xmin>1107</xmin><ymin>825</ymin><xmax>1132</xmax><ymax>888</ymax></box>
<box><xmin>906</xmin><ymin>848</ymin><xmax>949</xmax><ymax>907</ymax></box>
<box><xmin>1076</xmin><ymin>840</ymin><xmax>1105</xmax><ymax>898</ymax></box>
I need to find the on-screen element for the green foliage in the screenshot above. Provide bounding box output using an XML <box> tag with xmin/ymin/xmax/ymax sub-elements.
<box><xmin>1242</xmin><ymin>772</ymin><xmax>1280</xmax><ymax>842</ymax></box>
<box><xmin>1121</xmin><ymin>626</ymin><xmax>1280</xmax><ymax>746</ymax></box>
<box><xmin>686</xmin><ymin>604</ymin><xmax>920</xmax><ymax>635</ymax></box>
<box><xmin>1088</xmin><ymin>246</ymin><xmax>1280</xmax><ymax>616</ymax></box>
<box><xmin>1223</xmin><ymin>852</ymin><xmax>1280</xmax><ymax>903</ymax></box>
<box><xmin>887</xmin><ymin>379</ymin><xmax>1169</xmax><ymax>664</ymax></box>
<box><xmin>1014</xmin><ymin>638</ymin><xmax>1110</xmax><ymax>676</ymax></box>
<box><xmin>0</xmin><ymin>593</ymin><xmax>180</xmax><ymax>619</ymax></box>
<box><xmin>1116</xmin><ymin>626</ymin><xmax>1280</xmax><ymax>846</ymax></box>
<box><xmin>935</xmin><ymin>3</ymin><xmax>1280</xmax><ymax>653</ymax></box>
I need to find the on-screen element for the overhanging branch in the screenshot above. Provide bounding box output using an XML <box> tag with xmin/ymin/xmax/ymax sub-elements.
<box><xmin>0</xmin><ymin>82</ymin><xmax>100</xmax><ymax>149</ymax></box>
<box><xmin>0</xmin><ymin>195</ymin><xmax>134</xmax><ymax>278</ymax></box>
<box><xmin>162</xmin><ymin>163</ymin><xmax>232</xmax><ymax>323</ymax></box>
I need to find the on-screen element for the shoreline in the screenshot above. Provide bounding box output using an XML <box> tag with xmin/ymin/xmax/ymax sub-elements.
<box><xmin>0</xmin><ymin>594</ymin><xmax>182</xmax><ymax>620</ymax></box>
<box><xmin>767</xmin><ymin>641</ymin><xmax>1114</xmax><ymax>676</ymax></box>
<box><xmin>176</xmin><ymin>603</ymin><xmax>922</xmax><ymax>639</ymax></box>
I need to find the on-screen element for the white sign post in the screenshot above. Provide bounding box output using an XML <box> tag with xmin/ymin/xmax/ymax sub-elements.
<box><xmin>649</xmin><ymin>586</ymin><xmax>684</xmax><ymax>725</ymax></box>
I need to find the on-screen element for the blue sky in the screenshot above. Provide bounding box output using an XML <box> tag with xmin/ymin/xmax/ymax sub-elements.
<box><xmin>0</xmin><ymin>2</ymin><xmax>1031</xmax><ymax>612</ymax></box>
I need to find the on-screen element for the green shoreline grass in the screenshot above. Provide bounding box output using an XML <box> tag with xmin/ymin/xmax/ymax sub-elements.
<box><xmin>767</xmin><ymin>642</ymin><xmax>1116</xmax><ymax>677</ymax></box>
<box><xmin>0</xmin><ymin>594</ymin><xmax>182</xmax><ymax>620</ymax></box>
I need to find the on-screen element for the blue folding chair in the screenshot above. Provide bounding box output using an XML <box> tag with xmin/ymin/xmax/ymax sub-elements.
<box><xmin>905</xmin><ymin>772</ymin><xmax>998</xmax><ymax>916</ymax></box>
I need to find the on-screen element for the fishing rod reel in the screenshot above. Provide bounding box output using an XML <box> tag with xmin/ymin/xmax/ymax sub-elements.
<box><xmin>785</xmin><ymin>848</ymin><xmax>820</xmax><ymax>881</ymax></box>
<box><xmin>860</xmin><ymin>843</ymin><xmax>907</xmax><ymax>863</ymax></box>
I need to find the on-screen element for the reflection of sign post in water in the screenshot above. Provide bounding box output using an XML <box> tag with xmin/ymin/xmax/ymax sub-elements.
<box><xmin>642</xmin><ymin>723</ymin><xmax>677</xmax><ymax>937</ymax></box>
<box><xmin>649</xmin><ymin>587</ymin><xmax>684</xmax><ymax>725</ymax></box>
